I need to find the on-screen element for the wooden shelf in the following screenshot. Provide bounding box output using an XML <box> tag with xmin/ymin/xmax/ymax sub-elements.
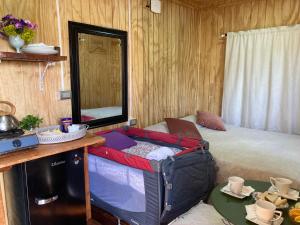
<box><xmin>0</xmin><ymin>51</ymin><xmax>67</xmax><ymax>62</ymax></box>
<box><xmin>0</xmin><ymin>47</ymin><xmax>67</xmax><ymax>91</ymax></box>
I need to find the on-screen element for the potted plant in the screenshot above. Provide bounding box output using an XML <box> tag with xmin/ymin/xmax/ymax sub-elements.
<box><xmin>20</xmin><ymin>115</ymin><xmax>43</xmax><ymax>131</ymax></box>
<box><xmin>0</xmin><ymin>14</ymin><xmax>37</xmax><ymax>53</ymax></box>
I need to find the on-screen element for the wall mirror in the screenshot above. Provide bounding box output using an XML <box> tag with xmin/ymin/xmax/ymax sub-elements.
<box><xmin>69</xmin><ymin>21</ymin><xmax>128</xmax><ymax>128</ymax></box>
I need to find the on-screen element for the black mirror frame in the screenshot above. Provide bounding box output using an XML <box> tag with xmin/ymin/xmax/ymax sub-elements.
<box><xmin>68</xmin><ymin>21</ymin><xmax>128</xmax><ymax>129</ymax></box>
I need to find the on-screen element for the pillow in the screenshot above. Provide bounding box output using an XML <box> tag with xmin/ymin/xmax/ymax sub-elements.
<box><xmin>165</xmin><ymin>118</ymin><xmax>203</xmax><ymax>140</ymax></box>
<box><xmin>101</xmin><ymin>131</ymin><xmax>137</xmax><ymax>150</ymax></box>
<box><xmin>81</xmin><ymin>115</ymin><xmax>95</xmax><ymax>122</ymax></box>
<box><xmin>196</xmin><ymin>111</ymin><xmax>226</xmax><ymax>131</ymax></box>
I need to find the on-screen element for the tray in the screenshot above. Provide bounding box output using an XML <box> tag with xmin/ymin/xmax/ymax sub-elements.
<box><xmin>36</xmin><ymin>125</ymin><xmax>88</xmax><ymax>144</ymax></box>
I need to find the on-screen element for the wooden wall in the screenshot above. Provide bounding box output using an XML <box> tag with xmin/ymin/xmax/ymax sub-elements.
<box><xmin>0</xmin><ymin>0</ymin><xmax>202</xmax><ymax>129</ymax></box>
<box><xmin>79</xmin><ymin>34</ymin><xmax>122</xmax><ymax>109</ymax></box>
<box><xmin>0</xmin><ymin>0</ymin><xmax>67</xmax><ymax>126</ymax></box>
<box><xmin>131</xmin><ymin>0</ymin><xmax>202</xmax><ymax>127</ymax></box>
<box><xmin>0</xmin><ymin>0</ymin><xmax>128</xmax><ymax>127</ymax></box>
<box><xmin>1</xmin><ymin>0</ymin><xmax>300</xmax><ymax>129</ymax></box>
<box><xmin>198</xmin><ymin>0</ymin><xmax>300</xmax><ymax>116</ymax></box>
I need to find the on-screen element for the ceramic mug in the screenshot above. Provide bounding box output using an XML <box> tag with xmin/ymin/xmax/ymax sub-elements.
<box><xmin>60</xmin><ymin>117</ymin><xmax>72</xmax><ymax>133</ymax></box>
<box><xmin>270</xmin><ymin>177</ymin><xmax>292</xmax><ymax>195</ymax></box>
<box><xmin>228</xmin><ymin>176</ymin><xmax>244</xmax><ymax>195</ymax></box>
<box><xmin>256</xmin><ymin>199</ymin><xmax>282</xmax><ymax>223</ymax></box>
<box><xmin>68</xmin><ymin>124</ymin><xmax>81</xmax><ymax>133</ymax></box>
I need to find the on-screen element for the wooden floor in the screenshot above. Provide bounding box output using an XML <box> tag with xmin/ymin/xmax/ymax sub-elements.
<box><xmin>88</xmin><ymin>219</ymin><xmax>102</xmax><ymax>225</ymax></box>
<box><xmin>91</xmin><ymin>205</ymin><xmax>129</xmax><ymax>225</ymax></box>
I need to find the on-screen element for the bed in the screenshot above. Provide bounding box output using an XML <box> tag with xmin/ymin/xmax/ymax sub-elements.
<box><xmin>88</xmin><ymin>127</ymin><xmax>216</xmax><ymax>225</ymax></box>
<box><xmin>146</xmin><ymin>115</ymin><xmax>300</xmax><ymax>189</ymax></box>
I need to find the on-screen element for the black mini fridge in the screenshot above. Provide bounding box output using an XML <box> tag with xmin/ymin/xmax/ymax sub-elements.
<box><xmin>3</xmin><ymin>148</ymin><xmax>86</xmax><ymax>225</ymax></box>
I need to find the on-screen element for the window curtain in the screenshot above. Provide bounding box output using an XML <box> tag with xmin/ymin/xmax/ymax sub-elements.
<box><xmin>222</xmin><ymin>25</ymin><xmax>300</xmax><ymax>135</ymax></box>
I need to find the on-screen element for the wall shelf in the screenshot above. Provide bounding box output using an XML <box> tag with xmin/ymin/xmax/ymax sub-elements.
<box><xmin>0</xmin><ymin>48</ymin><xmax>67</xmax><ymax>91</ymax></box>
<box><xmin>0</xmin><ymin>50</ymin><xmax>67</xmax><ymax>62</ymax></box>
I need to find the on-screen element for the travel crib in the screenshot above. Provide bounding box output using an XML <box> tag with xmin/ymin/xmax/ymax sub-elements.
<box><xmin>88</xmin><ymin>127</ymin><xmax>216</xmax><ymax>225</ymax></box>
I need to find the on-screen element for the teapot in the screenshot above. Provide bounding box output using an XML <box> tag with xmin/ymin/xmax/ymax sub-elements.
<box><xmin>0</xmin><ymin>101</ymin><xmax>20</xmax><ymax>132</ymax></box>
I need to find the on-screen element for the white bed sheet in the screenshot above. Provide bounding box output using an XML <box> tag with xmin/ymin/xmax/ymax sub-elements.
<box><xmin>146</xmin><ymin>115</ymin><xmax>300</xmax><ymax>189</ymax></box>
<box><xmin>81</xmin><ymin>106</ymin><xmax>122</xmax><ymax>119</ymax></box>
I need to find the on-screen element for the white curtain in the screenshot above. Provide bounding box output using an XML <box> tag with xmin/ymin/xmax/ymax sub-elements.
<box><xmin>222</xmin><ymin>25</ymin><xmax>300</xmax><ymax>135</ymax></box>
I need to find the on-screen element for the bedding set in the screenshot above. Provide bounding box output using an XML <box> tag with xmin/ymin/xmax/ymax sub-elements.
<box><xmin>88</xmin><ymin>127</ymin><xmax>216</xmax><ymax>225</ymax></box>
<box><xmin>146</xmin><ymin>115</ymin><xmax>300</xmax><ymax>189</ymax></box>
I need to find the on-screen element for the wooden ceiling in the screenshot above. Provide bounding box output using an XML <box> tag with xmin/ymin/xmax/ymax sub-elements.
<box><xmin>171</xmin><ymin>0</ymin><xmax>246</xmax><ymax>9</ymax></box>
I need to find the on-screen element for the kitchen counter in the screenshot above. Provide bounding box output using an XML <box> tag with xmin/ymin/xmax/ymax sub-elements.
<box><xmin>0</xmin><ymin>133</ymin><xmax>105</xmax><ymax>225</ymax></box>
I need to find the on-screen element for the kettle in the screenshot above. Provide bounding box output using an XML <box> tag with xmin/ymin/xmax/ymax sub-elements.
<box><xmin>0</xmin><ymin>101</ymin><xmax>20</xmax><ymax>132</ymax></box>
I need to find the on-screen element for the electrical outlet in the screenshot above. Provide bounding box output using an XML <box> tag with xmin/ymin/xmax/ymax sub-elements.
<box><xmin>59</xmin><ymin>90</ymin><xmax>71</xmax><ymax>100</ymax></box>
<box><xmin>128</xmin><ymin>118</ymin><xmax>137</xmax><ymax>126</ymax></box>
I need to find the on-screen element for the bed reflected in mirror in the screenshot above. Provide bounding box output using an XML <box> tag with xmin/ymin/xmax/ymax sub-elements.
<box><xmin>69</xmin><ymin>22</ymin><xmax>128</xmax><ymax>128</ymax></box>
<box><xmin>78</xmin><ymin>34</ymin><xmax>123</xmax><ymax>122</ymax></box>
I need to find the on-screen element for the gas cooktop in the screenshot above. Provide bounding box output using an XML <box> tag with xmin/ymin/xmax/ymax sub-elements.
<box><xmin>0</xmin><ymin>129</ymin><xmax>39</xmax><ymax>155</ymax></box>
<box><xmin>0</xmin><ymin>129</ymin><xmax>24</xmax><ymax>140</ymax></box>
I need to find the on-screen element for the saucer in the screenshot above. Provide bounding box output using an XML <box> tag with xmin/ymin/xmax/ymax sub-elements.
<box><xmin>245</xmin><ymin>204</ymin><xmax>284</xmax><ymax>225</ymax></box>
<box><xmin>221</xmin><ymin>184</ymin><xmax>255</xmax><ymax>199</ymax></box>
<box><xmin>268</xmin><ymin>186</ymin><xmax>299</xmax><ymax>201</ymax></box>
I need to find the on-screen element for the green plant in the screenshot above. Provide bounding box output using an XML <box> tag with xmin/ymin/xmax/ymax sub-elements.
<box><xmin>20</xmin><ymin>115</ymin><xmax>43</xmax><ymax>131</ymax></box>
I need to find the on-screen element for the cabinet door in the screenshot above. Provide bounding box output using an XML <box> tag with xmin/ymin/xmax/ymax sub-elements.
<box><xmin>26</xmin><ymin>149</ymin><xmax>86</xmax><ymax>225</ymax></box>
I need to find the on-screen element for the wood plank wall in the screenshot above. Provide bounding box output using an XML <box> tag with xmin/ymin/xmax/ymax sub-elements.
<box><xmin>1</xmin><ymin>0</ymin><xmax>300</xmax><ymax>130</ymax></box>
<box><xmin>0</xmin><ymin>0</ymin><xmax>67</xmax><ymax>126</ymax></box>
<box><xmin>199</xmin><ymin>0</ymin><xmax>300</xmax><ymax>116</ymax></box>
<box><xmin>0</xmin><ymin>0</ymin><xmax>128</xmax><ymax>128</ymax></box>
<box><xmin>131</xmin><ymin>0</ymin><xmax>202</xmax><ymax>127</ymax></box>
<box><xmin>0</xmin><ymin>0</ymin><xmax>202</xmax><ymax>129</ymax></box>
<box><xmin>0</xmin><ymin>0</ymin><xmax>201</xmax><ymax>129</ymax></box>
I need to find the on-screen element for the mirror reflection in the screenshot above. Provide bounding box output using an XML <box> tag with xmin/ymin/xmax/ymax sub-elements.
<box><xmin>78</xmin><ymin>33</ymin><xmax>123</xmax><ymax>122</ymax></box>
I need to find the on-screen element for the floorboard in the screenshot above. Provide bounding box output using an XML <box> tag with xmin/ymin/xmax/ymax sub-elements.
<box><xmin>91</xmin><ymin>205</ymin><xmax>129</xmax><ymax>225</ymax></box>
<box><xmin>87</xmin><ymin>219</ymin><xmax>102</xmax><ymax>225</ymax></box>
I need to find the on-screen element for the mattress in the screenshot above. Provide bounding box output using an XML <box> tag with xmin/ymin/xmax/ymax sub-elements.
<box><xmin>146</xmin><ymin>115</ymin><xmax>300</xmax><ymax>189</ymax></box>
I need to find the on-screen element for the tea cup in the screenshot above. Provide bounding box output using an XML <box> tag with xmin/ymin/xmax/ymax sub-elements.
<box><xmin>270</xmin><ymin>177</ymin><xmax>292</xmax><ymax>195</ymax></box>
<box><xmin>68</xmin><ymin>124</ymin><xmax>81</xmax><ymax>133</ymax></box>
<box><xmin>255</xmin><ymin>199</ymin><xmax>282</xmax><ymax>223</ymax></box>
<box><xmin>228</xmin><ymin>176</ymin><xmax>244</xmax><ymax>195</ymax></box>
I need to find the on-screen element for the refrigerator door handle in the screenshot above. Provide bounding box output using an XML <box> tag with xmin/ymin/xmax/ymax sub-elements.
<box><xmin>35</xmin><ymin>195</ymin><xmax>59</xmax><ymax>206</ymax></box>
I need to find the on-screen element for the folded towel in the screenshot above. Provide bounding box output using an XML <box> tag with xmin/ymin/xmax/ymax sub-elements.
<box><xmin>146</xmin><ymin>147</ymin><xmax>175</xmax><ymax>161</ymax></box>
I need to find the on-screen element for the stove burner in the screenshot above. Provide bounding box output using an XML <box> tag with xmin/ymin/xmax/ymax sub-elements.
<box><xmin>0</xmin><ymin>129</ymin><xmax>24</xmax><ymax>140</ymax></box>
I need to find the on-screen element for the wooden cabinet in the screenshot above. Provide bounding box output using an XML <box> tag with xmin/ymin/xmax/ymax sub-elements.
<box><xmin>0</xmin><ymin>134</ymin><xmax>105</xmax><ymax>225</ymax></box>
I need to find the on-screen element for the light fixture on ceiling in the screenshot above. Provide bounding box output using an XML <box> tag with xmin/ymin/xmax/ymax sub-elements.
<box><xmin>146</xmin><ymin>0</ymin><xmax>161</xmax><ymax>14</ymax></box>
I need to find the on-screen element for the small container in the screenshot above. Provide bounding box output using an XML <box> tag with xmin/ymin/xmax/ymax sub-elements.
<box><xmin>60</xmin><ymin>117</ymin><xmax>72</xmax><ymax>133</ymax></box>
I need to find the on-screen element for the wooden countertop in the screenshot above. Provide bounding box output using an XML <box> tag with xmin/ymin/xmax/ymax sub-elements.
<box><xmin>0</xmin><ymin>133</ymin><xmax>105</xmax><ymax>172</ymax></box>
